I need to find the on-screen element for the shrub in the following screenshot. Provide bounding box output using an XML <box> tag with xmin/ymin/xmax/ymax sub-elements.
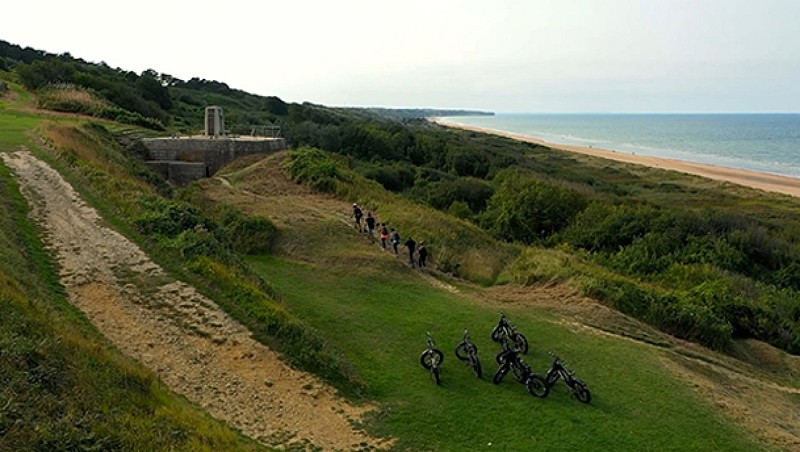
<box><xmin>340</xmin><ymin>123</ymin><xmax>398</xmax><ymax>160</ymax></box>
<box><xmin>558</xmin><ymin>202</ymin><xmax>659</xmax><ymax>252</ymax></box>
<box><xmin>133</xmin><ymin>197</ymin><xmax>213</xmax><ymax>237</ymax></box>
<box><xmin>37</xmin><ymin>84</ymin><xmax>109</xmax><ymax>115</ymax></box>
<box><xmin>652</xmin><ymin>293</ymin><xmax>733</xmax><ymax>350</ymax></box>
<box><xmin>426</xmin><ymin>178</ymin><xmax>494</xmax><ymax>213</ymax></box>
<box><xmin>727</xmin><ymin>227</ymin><xmax>792</xmax><ymax>272</ymax></box>
<box><xmin>283</xmin><ymin>147</ymin><xmax>347</xmax><ymax>193</ymax></box>
<box><xmin>772</xmin><ymin>261</ymin><xmax>800</xmax><ymax>290</ymax></box>
<box><xmin>218</xmin><ymin>208</ymin><xmax>278</xmax><ymax>255</ymax></box>
<box><xmin>445</xmin><ymin>146</ymin><xmax>491</xmax><ymax>178</ymax></box>
<box><xmin>609</xmin><ymin>230</ymin><xmax>684</xmax><ymax>276</ymax></box>
<box><xmin>447</xmin><ymin>200</ymin><xmax>473</xmax><ymax>220</ymax></box>
<box><xmin>482</xmin><ymin>169</ymin><xmax>587</xmax><ymax>244</ymax></box>
<box><xmin>99</xmin><ymin>105</ymin><xmax>165</xmax><ymax>130</ymax></box>
<box><xmin>166</xmin><ymin>227</ymin><xmax>226</xmax><ymax>259</ymax></box>
<box><xmin>680</xmin><ymin>235</ymin><xmax>748</xmax><ymax>272</ymax></box>
<box><xmin>362</xmin><ymin>164</ymin><xmax>415</xmax><ymax>192</ymax></box>
<box><xmin>580</xmin><ymin>276</ymin><xmax>733</xmax><ymax>349</ymax></box>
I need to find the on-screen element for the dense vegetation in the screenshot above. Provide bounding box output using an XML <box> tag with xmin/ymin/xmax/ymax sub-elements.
<box><xmin>280</xmin><ymin>122</ymin><xmax>800</xmax><ymax>353</ymax></box>
<box><xmin>4</xmin><ymin>38</ymin><xmax>800</xmax><ymax>355</ymax></box>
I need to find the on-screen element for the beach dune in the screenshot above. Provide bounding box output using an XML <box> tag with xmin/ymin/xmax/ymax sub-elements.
<box><xmin>431</xmin><ymin>117</ymin><xmax>800</xmax><ymax>198</ymax></box>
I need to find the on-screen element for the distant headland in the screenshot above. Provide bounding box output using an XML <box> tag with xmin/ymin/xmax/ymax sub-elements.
<box><xmin>343</xmin><ymin>107</ymin><xmax>494</xmax><ymax>120</ymax></box>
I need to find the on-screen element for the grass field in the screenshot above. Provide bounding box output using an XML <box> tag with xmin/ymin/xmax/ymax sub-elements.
<box><xmin>248</xmin><ymin>251</ymin><xmax>766</xmax><ymax>450</ymax></box>
<box><xmin>0</xmin><ymin>109</ymin><xmax>41</xmax><ymax>149</ymax></box>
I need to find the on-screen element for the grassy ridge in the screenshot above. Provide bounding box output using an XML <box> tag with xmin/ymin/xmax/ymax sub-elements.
<box><xmin>284</xmin><ymin>147</ymin><xmax>520</xmax><ymax>284</ymax></box>
<box><xmin>28</xmin><ymin>120</ymin><xmax>364</xmax><ymax>395</ymax></box>
<box><xmin>282</xmin><ymin>147</ymin><xmax>800</xmax><ymax>354</ymax></box>
<box><xmin>248</xmin><ymin>255</ymin><xmax>764</xmax><ymax>451</ymax></box>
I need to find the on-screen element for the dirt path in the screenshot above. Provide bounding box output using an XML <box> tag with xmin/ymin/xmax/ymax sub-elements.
<box><xmin>1</xmin><ymin>150</ymin><xmax>390</xmax><ymax>451</ymax></box>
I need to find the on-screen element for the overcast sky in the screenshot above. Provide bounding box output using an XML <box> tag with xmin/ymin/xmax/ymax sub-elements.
<box><xmin>4</xmin><ymin>0</ymin><xmax>799</xmax><ymax>112</ymax></box>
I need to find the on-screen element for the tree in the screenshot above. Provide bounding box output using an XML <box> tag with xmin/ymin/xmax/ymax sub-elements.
<box><xmin>137</xmin><ymin>70</ymin><xmax>173</xmax><ymax>110</ymax></box>
<box><xmin>482</xmin><ymin>170</ymin><xmax>587</xmax><ymax>243</ymax></box>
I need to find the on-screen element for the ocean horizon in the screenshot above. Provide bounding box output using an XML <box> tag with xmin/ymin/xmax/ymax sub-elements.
<box><xmin>447</xmin><ymin>113</ymin><xmax>800</xmax><ymax>179</ymax></box>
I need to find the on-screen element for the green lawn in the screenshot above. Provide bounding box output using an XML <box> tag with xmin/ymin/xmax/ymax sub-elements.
<box><xmin>0</xmin><ymin>109</ymin><xmax>42</xmax><ymax>150</ymax></box>
<box><xmin>248</xmin><ymin>255</ymin><xmax>765</xmax><ymax>451</ymax></box>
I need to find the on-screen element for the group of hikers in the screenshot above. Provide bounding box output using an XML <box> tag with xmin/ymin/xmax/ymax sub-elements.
<box><xmin>352</xmin><ymin>203</ymin><xmax>428</xmax><ymax>268</ymax></box>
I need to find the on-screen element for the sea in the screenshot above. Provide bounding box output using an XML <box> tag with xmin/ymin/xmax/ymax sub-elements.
<box><xmin>446</xmin><ymin>114</ymin><xmax>800</xmax><ymax>179</ymax></box>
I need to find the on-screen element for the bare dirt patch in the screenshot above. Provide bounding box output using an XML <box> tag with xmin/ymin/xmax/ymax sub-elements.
<box><xmin>1</xmin><ymin>150</ymin><xmax>391</xmax><ymax>451</ymax></box>
<box><xmin>211</xmin><ymin>152</ymin><xmax>350</xmax><ymax>229</ymax></box>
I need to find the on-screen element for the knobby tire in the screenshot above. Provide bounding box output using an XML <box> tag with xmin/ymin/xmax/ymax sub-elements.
<box><xmin>492</xmin><ymin>365</ymin><xmax>508</xmax><ymax>385</ymax></box>
<box><xmin>572</xmin><ymin>379</ymin><xmax>591</xmax><ymax>404</ymax></box>
<box><xmin>526</xmin><ymin>374</ymin><xmax>549</xmax><ymax>398</ymax></box>
<box><xmin>513</xmin><ymin>333</ymin><xmax>529</xmax><ymax>354</ymax></box>
<box><xmin>420</xmin><ymin>349</ymin><xmax>444</xmax><ymax>370</ymax></box>
<box><xmin>455</xmin><ymin>342</ymin><xmax>472</xmax><ymax>361</ymax></box>
<box><xmin>470</xmin><ymin>355</ymin><xmax>483</xmax><ymax>378</ymax></box>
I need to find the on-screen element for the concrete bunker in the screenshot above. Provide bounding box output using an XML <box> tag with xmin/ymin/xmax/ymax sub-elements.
<box><xmin>141</xmin><ymin>106</ymin><xmax>287</xmax><ymax>184</ymax></box>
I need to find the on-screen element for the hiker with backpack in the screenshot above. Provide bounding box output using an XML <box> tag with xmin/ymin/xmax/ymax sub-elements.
<box><xmin>365</xmin><ymin>212</ymin><xmax>377</xmax><ymax>243</ymax></box>
<box><xmin>379</xmin><ymin>223</ymin><xmax>391</xmax><ymax>250</ymax></box>
<box><xmin>352</xmin><ymin>203</ymin><xmax>364</xmax><ymax>232</ymax></box>
<box><xmin>390</xmin><ymin>228</ymin><xmax>401</xmax><ymax>254</ymax></box>
<box><xmin>404</xmin><ymin>236</ymin><xmax>417</xmax><ymax>267</ymax></box>
<box><xmin>418</xmin><ymin>241</ymin><xmax>428</xmax><ymax>268</ymax></box>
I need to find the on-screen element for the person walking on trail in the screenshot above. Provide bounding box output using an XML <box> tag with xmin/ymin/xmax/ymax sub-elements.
<box><xmin>390</xmin><ymin>228</ymin><xmax>401</xmax><ymax>254</ymax></box>
<box><xmin>418</xmin><ymin>241</ymin><xmax>428</xmax><ymax>268</ymax></box>
<box><xmin>379</xmin><ymin>223</ymin><xmax>390</xmax><ymax>250</ymax></box>
<box><xmin>365</xmin><ymin>212</ymin><xmax>377</xmax><ymax>243</ymax></box>
<box><xmin>352</xmin><ymin>203</ymin><xmax>364</xmax><ymax>232</ymax></box>
<box><xmin>404</xmin><ymin>236</ymin><xmax>417</xmax><ymax>267</ymax></box>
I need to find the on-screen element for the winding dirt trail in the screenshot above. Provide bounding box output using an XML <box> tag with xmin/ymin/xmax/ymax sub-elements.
<box><xmin>1</xmin><ymin>150</ymin><xmax>390</xmax><ymax>451</ymax></box>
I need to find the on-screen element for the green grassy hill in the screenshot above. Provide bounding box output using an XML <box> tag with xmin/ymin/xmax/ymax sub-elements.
<box><xmin>197</xmin><ymin>149</ymin><xmax>799</xmax><ymax>450</ymax></box>
<box><xmin>3</xmin><ymin>57</ymin><xmax>800</xmax><ymax>451</ymax></box>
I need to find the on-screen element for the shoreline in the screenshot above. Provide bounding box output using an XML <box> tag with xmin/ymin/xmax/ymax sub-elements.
<box><xmin>430</xmin><ymin>117</ymin><xmax>800</xmax><ymax>198</ymax></box>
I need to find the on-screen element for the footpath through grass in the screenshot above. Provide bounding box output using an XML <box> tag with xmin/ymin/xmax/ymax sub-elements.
<box><xmin>248</xmin><ymin>254</ymin><xmax>765</xmax><ymax>451</ymax></box>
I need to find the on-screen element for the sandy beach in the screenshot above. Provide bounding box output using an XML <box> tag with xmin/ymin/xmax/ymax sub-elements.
<box><xmin>430</xmin><ymin>117</ymin><xmax>800</xmax><ymax>198</ymax></box>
